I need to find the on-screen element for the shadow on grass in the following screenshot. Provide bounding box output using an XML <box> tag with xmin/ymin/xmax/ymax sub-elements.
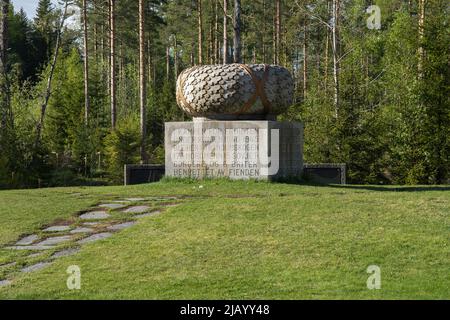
<box><xmin>160</xmin><ymin>176</ymin><xmax>449</xmax><ymax>193</ymax></box>
<box><xmin>329</xmin><ymin>185</ymin><xmax>450</xmax><ymax>192</ymax></box>
<box><xmin>282</xmin><ymin>181</ymin><xmax>450</xmax><ymax>192</ymax></box>
<box><xmin>274</xmin><ymin>177</ymin><xmax>450</xmax><ymax>192</ymax></box>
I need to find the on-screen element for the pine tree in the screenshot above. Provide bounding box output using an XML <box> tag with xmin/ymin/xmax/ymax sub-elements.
<box><xmin>34</xmin><ymin>0</ymin><xmax>54</xmax><ymax>60</ymax></box>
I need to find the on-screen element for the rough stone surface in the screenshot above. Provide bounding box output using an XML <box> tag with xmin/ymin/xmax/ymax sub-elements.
<box><xmin>0</xmin><ymin>262</ymin><xmax>17</xmax><ymax>268</ymax></box>
<box><xmin>83</xmin><ymin>222</ymin><xmax>101</xmax><ymax>226</ymax></box>
<box><xmin>77</xmin><ymin>233</ymin><xmax>113</xmax><ymax>244</ymax></box>
<box><xmin>21</xmin><ymin>262</ymin><xmax>51</xmax><ymax>273</ymax></box>
<box><xmin>165</xmin><ymin>120</ymin><xmax>303</xmax><ymax>180</ymax></box>
<box><xmin>107</xmin><ymin>221</ymin><xmax>136</xmax><ymax>231</ymax></box>
<box><xmin>123</xmin><ymin>206</ymin><xmax>150</xmax><ymax>214</ymax></box>
<box><xmin>7</xmin><ymin>245</ymin><xmax>54</xmax><ymax>250</ymax></box>
<box><xmin>35</xmin><ymin>235</ymin><xmax>72</xmax><ymax>246</ymax></box>
<box><xmin>15</xmin><ymin>234</ymin><xmax>39</xmax><ymax>246</ymax></box>
<box><xmin>43</xmin><ymin>226</ymin><xmax>71</xmax><ymax>232</ymax></box>
<box><xmin>27</xmin><ymin>253</ymin><xmax>45</xmax><ymax>259</ymax></box>
<box><xmin>99</xmin><ymin>203</ymin><xmax>127</xmax><ymax>209</ymax></box>
<box><xmin>0</xmin><ymin>280</ymin><xmax>11</xmax><ymax>287</ymax></box>
<box><xmin>70</xmin><ymin>227</ymin><xmax>94</xmax><ymax>234</ymax></box>
<box><xmin>52</xmin><ymin>248</ymin><xmax>80</xmax><ymax>258</ymax></box>
<box><xmin>80</xmin><ymin>211</ymin><xmax>110</xmax><ymax>220</ymax></box>
<box><xmin>177</xmin><ymin>64</ymin><xmax>294</xmax><ymax>117</ymax></box>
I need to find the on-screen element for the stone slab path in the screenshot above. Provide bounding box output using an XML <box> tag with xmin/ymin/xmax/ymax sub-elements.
<box><xmin>0</xmin><ymin>280</ymin><xmax>11</xmax><ymax>287</ymax></box>
<box><xmin>21</xmin><ymin>262</ymin><xmax>52</xmax><ymax>273</ymax></box>
<box><xmin>0</xmin><ymin>196</ymin><xmax>183</xmax><ymax>288</ymax></box>
<box><xmin>52</xmin><ymin>248</ymin><xmax>80</xmax><ymax>258</ymax></box>
<box><xmin>79</xmin><ymin>211</ymin><xmax>110</xmax><ymax>220</ymax></box>
<box><xmin>107</xmin><ymin>221</ymin><xmax>136</xmax><ymax>231</ymax></box>
<box><xmin>123</xmin><ymin>206</ymin><xmax>150</xmax><ymax>214</ymax></box>
<box><xmin>15</xmin><ymin>235</ymin><xmax>39</xmax><ymax>246</ymax></box>
<box><xmin>43</xmin><ymin>226</ymin><xmax>71</xmax><ymax>232</ymax></box>
<box><xmin>0</xmin><ymin>262</ymin><xmax>17</xmax><ymax>268</ymax></box>
<box><xmin>78</xmin><ymin>233</ymin><xmax>113</xmax><ymax>244</ymax></box>
<box><xmin>70</xmin><ymin>227</ymin><xmax>94</xmax><ymax>234</ymax></box>
<box><xmin>36</xmin><ymin>235</ymin><xmax>73</xmax><ymax>246</ymax></box>
<box><xmin>6</xmin><ymin>245</ymin><xmax>55</xmax><ymax>251</ymax></box>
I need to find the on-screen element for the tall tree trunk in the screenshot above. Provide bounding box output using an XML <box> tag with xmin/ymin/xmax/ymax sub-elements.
<box><xmin>417</xmin><ymin>0</ymin><xmax>426</xmax><ymax>79</ymax></box>
<box><xmin>214</xmin><ymin>0</ymin><xmax>219</xmax><ymax>63</ymax></box>
<box><xmin>223</xmin><ymin>0</ymin><xmax>228</xmax><ymax>64</ymax></box>
<box><xmin>35</xmin><ymin>1</ymin><xmax>70</xmax><ymax>146</ymax></box>
<box><xmin>109</xmin><ymin>0</ymin><xmax>117</xmax><ymax>129</ymax></box>
<box><xmin>262</xmin><ymin>0</ymin><xmax>266</xmax><ymax>64</ymax></box>
<box><xmin>139</xmin><ymin>0</ymin><xmax>147</xmax><ymax>163</ymax></box>
<box><xmin>324</xmin><ymin>27</ymin><xmax>329</xmax><ymax>90</ymax></box>
<box><xmin>82</xmin><ymin>0</ymin><xmax>90</xmax><ymax>126</ymax></box>
<box><xmin>332</xmin><ymin>0</ymin><xmax>340</xmax><ymax>119</ymax></box>
<box><xmin>209</xmin><ymin>13</ymin><xmax>213</xmax><ymax>64</ymax></box>
<box><xmin>198</xmin><ymin>0</ymin><xmax>203</xmax><ymax>65</ymax></box>
<box><xmin>233</xmin><ymin>0</ymin><xmax>242</xmax><ymax>63</ymax></box>
<box><xmin>302</xmin><ymin>14</ymin><xmax>307</xmax><ymax>99</ymax></box>
<box><xmin>275</xmin><ymin>0</ymin><xmax>281</xmax><ymax>65</ymax></box>
<box><xmin>0</xmin><ymin>0</ymin><xmax>10</xmax><ymax>130</ymax></box>
<box><xmin>272</xmin><ymin>9</ymin><xmax>276</xmax><ymax>64</ymax></box>
<box><xmin>174</xmin><ymin>35</ymin><xmax>179</xmax><ymax>81</ymax></box>
<box><xmin>166</xmin><ymin>46</ymin><xmax>170</xmax><ymax>79</ymax></box>
<box><xmin>147</xmin><ymin>39</ymin><xmax>152</xmax><ymax>85</ymax></box>
<box><xmin>93</xmin><ymin>23</ymin><xmax>98</xmax><ymax>61</ymax></box>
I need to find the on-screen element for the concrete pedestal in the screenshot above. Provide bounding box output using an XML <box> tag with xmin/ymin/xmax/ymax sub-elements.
<box><xmin>165</xmin><ymin>120</ymin><xmax>303</xmax><ymax>180</ymax></box>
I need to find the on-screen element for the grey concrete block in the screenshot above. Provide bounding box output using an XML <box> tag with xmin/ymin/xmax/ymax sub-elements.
<box><xmin>165</xmin><ymin>120</ymin><xmax>303</xmax><ymax>180</ymax></box>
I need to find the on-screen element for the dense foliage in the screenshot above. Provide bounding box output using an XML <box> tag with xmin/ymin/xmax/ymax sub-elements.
<box><xmin>0</xmin><ymin>0</ymin><xmax>448</xmax><ymax>188</ymax></box>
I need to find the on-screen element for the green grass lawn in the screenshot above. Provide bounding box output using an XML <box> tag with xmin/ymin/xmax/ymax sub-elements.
<box><xmin>0</xmin><ymin>180</ymin><xmax>449</xmax><ymax>299</ymax></box>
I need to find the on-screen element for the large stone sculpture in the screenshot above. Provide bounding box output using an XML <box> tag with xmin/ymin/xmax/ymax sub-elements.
<box><xmin>176</xmin><ymin>64</ymin><xmax>294</xmax><ymax>119</ymax></box>
<box><xmin>165</xmin><ymin>64</ymin><xmax>303</xmax><ymax>180</ymax></box>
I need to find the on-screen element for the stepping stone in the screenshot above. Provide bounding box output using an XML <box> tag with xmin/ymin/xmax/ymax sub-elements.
<box><xmin>0</xmin><ymin>261</ymin><xmax>17</xmax><ymax>268</ymax></box>
<box><xmin>6</xmin><ymin>245</ymin><xmax>54</xmax><ymax>251</ymax></box>
<box><xmin>107</xmin><ymin>221</ymin><xmax>136</xmax><ymax>231</ymax></box>
<box><xmin>123</xmin><ymin>206</ymin><xmax>150</xmax><ymax>214</ymax></box>
<box><xmin>35</xmin><ymin>235</ymin><xmax>72</xmax><ymax>246</ymax></box>
<box><xmin>43</xmin><ymin>226</ymin><xmax>71</xmax><ymax>232</ymax></box>
<box><xmin>99</xmin><ymin>203</ymin><xmax>126</xmax><ymax>209</ymax></box>
<box><xmin>83</xmin><ymin>222</ymin><xmax>100</xmax><ymax>226</ymax></box>
<box><xmin>27</xmin><ymin>252</ymin><xmax>45</xmax><ymax>259</ymax></box>
<box><xmin>77</xmin><ymin>233</ymin><xmax>112</xmax><ymax>244</ymax></box>
<box><xmin>52</xmin><ymin>248</ymin><xmax>80</xmax><ymax>258</ymax></box>
<box><xmin>79</xmin><ymin>211</ymin><xmax>110</xmax><ymax>220</ymax></box>
<box><xmin>0</xmin><ymin>280</ymin><xmax>11</xmax><ymax>287</ymax></box>
<box><xmin>70</xmin><ymin>227</ymin><xmax>94</xmax><ymax>234</ymax></box>
<box><xmin>134</xmin><ymin>210</ymin><xmax>162</xmax><ymax>219</ymax></box>
<box><xmin>21</xmin><ymin>262</ymin><xmax>51</xmax><ymax>273</ymax></box>
<box><xmin>15</xmin><ymin>234</ymin><xmax>39</xmax><ymax>246</ymax></box>
<box><xmin>124</xmin><ymin>198</ymin><xmax>145</xmax><ymax>202</ymax></box>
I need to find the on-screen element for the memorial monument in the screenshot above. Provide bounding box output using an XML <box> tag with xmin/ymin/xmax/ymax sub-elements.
<box><xmin>165</xmin><ymin>63</ymin><xmax>303</xmax><ymax>180</ymax></box>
